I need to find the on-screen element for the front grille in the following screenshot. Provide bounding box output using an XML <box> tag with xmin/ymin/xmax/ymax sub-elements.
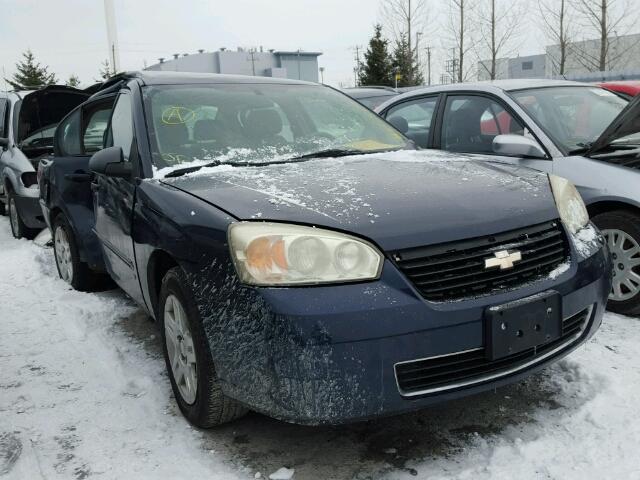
<box><xmin>393</xmin><ymin>220</ymin><xmax>569</xmax><ymax>302</ymax></box>
<box><xmin>395</xmin><ymin>307</ymin><xmax>591</xmax><ymax>396</ymax></box>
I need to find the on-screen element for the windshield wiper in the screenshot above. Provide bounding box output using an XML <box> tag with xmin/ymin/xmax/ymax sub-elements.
<box><xmin>163</xmin><ymin>160</ymin><xmax>221</xmax><ymax>178</ymax></box>
<box><xmin>288</xmin><ymin>148</ymin><xmax>371</xmax><ymax>161</ymax></box>
<box><xmin>567</xmin><ymin>142</ymin><xmax>593</xmax><ymax>155</ymax></box>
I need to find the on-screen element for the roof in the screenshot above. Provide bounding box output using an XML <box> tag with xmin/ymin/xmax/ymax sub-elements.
<box><xmin>342</xmin><ymin>87</ymin><xmax>399</xmax><ymax>99</ymax></box>
<box><xmin>273</xmin><ymin>51</ymin><xmax>322</xmax><ymax>57</ymax></box>
<box><xmin>123</xmin><ymin>70</ymin><xmax>317</xmax><ymax>86</ymax></box>
<box><xmin>376</xmin><ymin>78</ymin><xmax>593</xmax><ymax>112</ymax></box>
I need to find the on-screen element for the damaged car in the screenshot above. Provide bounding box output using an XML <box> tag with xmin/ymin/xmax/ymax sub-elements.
<box><xmin>0</xmin><ymin>85</ymin><xmax>89</xmax><ymax>238</ymax></box>
<box><xmin>377</xmin><ymin>80</ymin><xmax>640</xmax><ymax>315</ymax></box>
<box><xmin>41</xmin><ymin>72</ymin><xmax>610</xmax><ymax>427</ymax></box>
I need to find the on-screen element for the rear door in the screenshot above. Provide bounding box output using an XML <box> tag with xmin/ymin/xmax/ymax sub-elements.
<box><xmin>40</xmin><ymin>96</ymin><xmax>115</xmax><ymax>234</ymax></box>
<box><xmin>382</xmin><ymin>95</ymin><xmax>438</xmax><ymax>148</ymax></box>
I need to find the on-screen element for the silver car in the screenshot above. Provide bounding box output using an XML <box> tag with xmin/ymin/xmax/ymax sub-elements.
<box><xmin>0</xmin><ymin>86</ymin><xmax>88</xmax><ymax>238</ymax></box>
<box><xmin>377</xmin><ymin>79</ymin><xmax>640</xmax><ymax>315</ymax></box>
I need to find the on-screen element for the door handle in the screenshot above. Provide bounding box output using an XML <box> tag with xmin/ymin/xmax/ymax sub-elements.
<box><xmin>90</xmin><ymin>182</ymin><xmax>100</xmax><ymax>192</ymax></box>
<box><xmin>65</xmin><ymin>173</ymin><xmax>91</xmax><ymax>182</ymax></box>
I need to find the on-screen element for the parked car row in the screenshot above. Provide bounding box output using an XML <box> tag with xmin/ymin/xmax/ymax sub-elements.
<box><xmin>0</xmin><ymin>72</ymin><xmax>616</xmax><ymax>428</ymax></box>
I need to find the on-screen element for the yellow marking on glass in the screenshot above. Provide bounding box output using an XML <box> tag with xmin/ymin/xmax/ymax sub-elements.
<box><xmin>161</xmin><ymin>106</ymin><xmax>196</xmax><ymax>125</ymax></box>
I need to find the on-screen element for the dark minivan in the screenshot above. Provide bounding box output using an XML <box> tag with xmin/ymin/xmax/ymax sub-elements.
<box><xmin>39</xmin><ymin>72</ymin><xmax>611</xmax><ymax>427</ymax></box>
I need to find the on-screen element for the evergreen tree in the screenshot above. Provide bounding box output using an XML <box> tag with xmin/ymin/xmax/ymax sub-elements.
<box><xmin>5</xmin><ymin>49</ymin><xmax>57</xmax><ymax>90</ymax></box>
<box><xmin>391</xmin><ymin>34</ymin><xmax>424</xmax><ymax>88</ymax></box>
<box><xmin>98</xmin><ymin>60</ymin><xmax>114</xmax><ymax>81</ymax></box>
<box><xmin>359</xmin><ymin>24</ymin><xmax>394</xmax><ymax>87</ymax></box>
<box><xmin>66</xmin><ymin>74</ymin><xmax>81</xmax><ymax>88</ymax></box>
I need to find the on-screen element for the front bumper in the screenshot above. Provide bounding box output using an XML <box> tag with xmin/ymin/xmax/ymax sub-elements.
<box><xmin>204</xmin><ymin>227</ymin><xmax>611</xmax><ymax>425</ymax></box>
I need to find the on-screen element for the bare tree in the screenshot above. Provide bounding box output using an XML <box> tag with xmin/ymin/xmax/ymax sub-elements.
<box><xmin>381</xmin><ymin>0</ymin><xmax>428</xmax><ymax>84</ymax></box>
<box><xmin>570</xmin><ymin>0</ymin><xmax>639</xmax><ymax>71</ymax></box>
<box><xmin>476</xmin><ymin>0</ymin><xmax>523</xmax><ymax>79</ymax></box>
<box><xmin>538</xmin><ymin>0</ymin><xmax>573</xmax><ymax>76</ymax></box>
<box><xmin>444</xmin><ymin>0</ymin><xmax>476</xmax><ymax>82</ymax></box>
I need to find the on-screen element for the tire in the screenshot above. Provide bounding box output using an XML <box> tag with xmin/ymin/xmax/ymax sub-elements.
<box><xmin>159</xmin><ymin>267</ymin><xmax>247</xmax><ymax>428</ymax></box>
<box><xmin>592</xmin><ymin>210</ymin><xmax>640</xmax><ymax>316</ymax></box>
<box><xmin>7</xmin><ymin>191</ymin><xmax>38</xmax><ymax>240</ymax></box>
<box><xmin>0</xmin><ymin>198</ymin><xmax>5</xmax><ymax>216</ymax></box>
<box><xmin>52</xmin><ymin>214</ymin><xmax>96</xmax><ymax>291</ymax></box>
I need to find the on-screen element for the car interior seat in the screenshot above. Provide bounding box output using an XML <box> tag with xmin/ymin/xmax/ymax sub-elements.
<box><xmin>243</xmin><ymin>109</ymin><xmax>286</xmax><ymax>147</ymax></box>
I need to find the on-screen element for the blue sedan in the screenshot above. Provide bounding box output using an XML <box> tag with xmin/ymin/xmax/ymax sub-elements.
<box><xmin>39</xmin><ymin>72</ymin><xmax>610</xmax><ymax>426</ymax></box>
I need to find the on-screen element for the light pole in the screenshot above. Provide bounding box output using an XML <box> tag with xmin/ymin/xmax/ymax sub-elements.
<box><xmin>319</xmin><ymin>66</ymin><xmax>325</xmax><ymax>84</ymax></box>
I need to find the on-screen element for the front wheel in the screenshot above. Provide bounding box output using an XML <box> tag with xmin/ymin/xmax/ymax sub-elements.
<box><xmin>7</xmin><ymin>191</ymin><xmax>38</xmax><ymax>240</ymax></box>
<box><xmin>159</xmin><ymin>267</ymin><xmax>247</xmax><ymax>428</ymax></box>
<box><xmin>592</xmin><ymin>210</ymin><xmax>640</xmax><ymax>316</ymax></box>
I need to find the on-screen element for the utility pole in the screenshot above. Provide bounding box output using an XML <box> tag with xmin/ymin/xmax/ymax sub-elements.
<box><xmin>352</xmin><ymin>45</ymin><xmax>363</xmax><ymax>86</ymax></box>
<box><xmin>426</xmin><ymin>46</ymin><xmax>432</xmax><ymax>85</ymax></box>
<box><xmin>297</xmin><ymin>48</ymin><xmax>301</xmax><ymax>80</ymax></box>
<box><xmin>104</xmin><ymin>0</ymin><xmax>120</xmax><ymax>72</ymax></box>
<box><xmin>247</xmin><ymin>48</ymin><xmax>257</xmax><ymax>76</ymax></box>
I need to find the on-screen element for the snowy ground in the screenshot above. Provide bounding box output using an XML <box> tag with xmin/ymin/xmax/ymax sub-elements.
<box><xmin>1</xmin><ymin>215</ymin><xmax>639</xmax><ymax>480</ymax></box>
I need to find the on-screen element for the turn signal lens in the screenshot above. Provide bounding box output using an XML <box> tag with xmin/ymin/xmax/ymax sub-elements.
<box><xmin>229</xmin><ymin>223</ymin><xmax>383</xmax><ymax>286</ymax></box>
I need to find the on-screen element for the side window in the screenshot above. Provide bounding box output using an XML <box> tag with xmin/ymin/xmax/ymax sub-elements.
<box><xmin>57</xmin><ymin>109</ymin><xmax>82</xmax><ymax>156</ymax></box>
<box><xmin>441</xmin><ymin>95</ymin><xmax>524</xmax><ymax>154</ymax></box>
<box><xmin>82</xmin><ymin>104</ymin><xmax>113</xmax><ymax>154</ymax></box>
<box><xmin>0</xmin><ymin>99</ymin><xmax>7</xmax><ymax>138</ymax></box>
<box><xmin>109</xmin><ymin>94</ymin><xmax>134</xmax><ymax>161</ymax></box>
<box><xmin>385</xmin><ymin>97</ymin><xmax>437</xmax><ymax>148</ymax></box>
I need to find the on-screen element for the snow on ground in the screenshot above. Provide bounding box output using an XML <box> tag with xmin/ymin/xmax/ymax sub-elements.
<box><xmin>1</xmin><ymin>215</ymin><xmax>639</xmax><ymax>480</ymax></box>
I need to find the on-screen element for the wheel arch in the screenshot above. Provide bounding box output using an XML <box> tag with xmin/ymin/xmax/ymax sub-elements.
<box><xmin>587</xmin><ymin>200</ymin><xmax>640</xmax><ymax>219</ymax></box>
<box><xmin>147</xmin><ymin>249</ymin><xmax>180</xmax><ymax>320</ymax></box>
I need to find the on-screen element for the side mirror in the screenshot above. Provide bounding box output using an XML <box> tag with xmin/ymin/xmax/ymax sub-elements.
<box><xmin>492</xmin><ymin>134</ymin><xmax>547</xmax><ymax>159</ymax></box>
<box><xmin>89</xmin><ymin>146</ymin><xmax>132</xmax><ymax>178</ymax></box>
<box><xmin>0</xmin><ymin>137</ymin><xmax>9</xmax><ymax>149</ymax></box>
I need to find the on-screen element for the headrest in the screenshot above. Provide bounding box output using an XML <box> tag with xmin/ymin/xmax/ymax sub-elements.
<box><xmin>193</xmin><ymin>119</ymin><xmax>218</xmax><ymax>141</ymax></box>
<box><xmin>158</xmin><ymin>121</ymin><xmax>188</xmax><ymax>148</ymax></box>
<box><xmin>244</xmin><ymin>109</ymin><xmax>283</xmax><ymax>138</ymax></box>
<box><xmin>387</xmin><ymin>116</ymin><xmax>409</xmax><ymax>134</ymax></box>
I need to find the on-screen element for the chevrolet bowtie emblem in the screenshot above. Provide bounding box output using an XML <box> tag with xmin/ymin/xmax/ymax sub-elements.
<box><xmin>484</xmin><ymin>250</ymin><xmax>522</xmax><ymax>270</ymax></box>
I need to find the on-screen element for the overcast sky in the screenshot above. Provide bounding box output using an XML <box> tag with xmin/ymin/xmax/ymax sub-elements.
<box><xmin>0</xmin><ymin>0</ymin><xmax>612</xmax><ymax>89</ymax></box>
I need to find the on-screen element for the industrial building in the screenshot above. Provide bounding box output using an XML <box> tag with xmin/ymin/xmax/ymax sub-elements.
<box><xmin>477</xmin><ymin>33</ymin><xmax>640</xmax><ymax>81</ymax></box>
<box><xmin>145</xmin><ymin>48</ymin><xmax>322</xmax><ymax>82</ymax></box>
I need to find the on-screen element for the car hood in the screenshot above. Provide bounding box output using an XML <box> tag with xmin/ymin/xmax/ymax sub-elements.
<box><xmin>17</xmin><ymin>86</ymin><xmax>89</xmax><ymax>145</ymax></box>
<box><xmin>160</xmin><ymin>150</ymin><xmax>559</xmax><ymax>251</ymax></box>
<box><xmin>587</xmin><ymin>92</ymin><xmax>640</xmax><ymax>156</ymax></box>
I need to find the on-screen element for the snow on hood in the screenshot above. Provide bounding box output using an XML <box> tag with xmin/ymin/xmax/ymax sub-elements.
<box><xmin>158</xmin><ymin>149</ymin><xmax>559</xmax><ymax>251</ymax></box>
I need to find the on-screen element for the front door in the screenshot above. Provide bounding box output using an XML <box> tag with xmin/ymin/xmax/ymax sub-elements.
<box><xmin>437</xmin><ymin>94</ymin><xmax>553</xmax><ymax>173</ymax></box>
<box><xmin>92</xmin><ymin>92</ymin><xmax>143</xmax><ymax>303</ymax></box>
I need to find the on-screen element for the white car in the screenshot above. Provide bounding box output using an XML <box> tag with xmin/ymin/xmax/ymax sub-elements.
<box><xmin>377</xmin><ymin>79</ymin><xmax>640</xmax><ymax>315</ymax></box>
<box><xmin>0</xmin><ymin>86</ymin><xmax>88</xmax><ymax>238</ymax></box>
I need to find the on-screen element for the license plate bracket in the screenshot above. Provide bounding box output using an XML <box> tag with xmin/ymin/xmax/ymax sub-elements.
<box><xmin>485</xmin><ymin>292</ymin><xmax>562</xmax><ymax>361</ymax></box>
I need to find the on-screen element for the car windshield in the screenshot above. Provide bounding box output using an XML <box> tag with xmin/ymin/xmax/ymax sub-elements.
<box><xmin>142</xmin><ymin>83</ymin><xmax>409</xmax><ymax>175</ymax></box>
<box><xmin>510</xmin><ymin>86</ymin><xmax>628</xmax><ymax>153</ymax></box>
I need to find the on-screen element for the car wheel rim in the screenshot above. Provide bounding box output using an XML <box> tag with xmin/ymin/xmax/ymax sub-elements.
<box><xmin>8</xmin><ymin>198</ymin><xmax>18</xmax><ymax>235</ymax></box>
<box><xmin>603</xmin><ymin>228</ymin><xmax>640</xmax><ymax>302</ymax></box>
<box><xmin>164</xmin><ymin>294</ymin><xmax>198</xmax><ymax>405</ymax></box>
<box><xmin>54</xmin><ymin>226</ymin><xmax>74</xmax><ymax>283</ymax></box>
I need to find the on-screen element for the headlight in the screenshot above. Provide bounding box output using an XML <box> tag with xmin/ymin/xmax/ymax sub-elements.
<box><xmin>549</xmin><ymin>174</ymin><xmax>589</xmax><ymax>234</ymax></box>
<box><xmin>228</xmin><ymin>222</ymin><xmax>383</xmax><ymax>285</ymax></box>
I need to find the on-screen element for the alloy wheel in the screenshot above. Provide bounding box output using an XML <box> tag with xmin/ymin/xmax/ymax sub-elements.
<box><xmin>603</xmin><ymin>228</ymin><xmax>640</xmax><ymax>302</ymax></box>
<box><xmin>164</xmin><ymin>294</ymin><xmax>198</xmax><ymax>405</ymax></box>
<box><xmin>54</xmin><ymin>226</ymin><xmax>74</xmax><ymax>284</ymax></box>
